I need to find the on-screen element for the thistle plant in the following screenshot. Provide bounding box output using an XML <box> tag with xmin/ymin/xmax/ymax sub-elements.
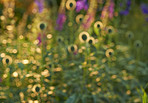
<box><xmin>0</xmin><ymin>0</ymin><xmax>148</xmax><ymax>103</ymax></box>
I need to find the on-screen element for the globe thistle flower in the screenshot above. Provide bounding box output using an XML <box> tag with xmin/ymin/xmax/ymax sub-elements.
<box><xmin>57</xmin><ymin>36</ymin><xmax>64</xmax><ymax>43</ymax></box>
<box><xmin>66</xmin><ymin>0</ymin><xmax>76</xmax><ymax>10</ymax></box>
<box><xmin>87</xmin><ymin>37</ymin><xmax>95</xmax><ymax>45</ymax></box>
<box><xmin>134</xmin><ymin>40</ymin><xmax>143</xmax><ymax>48</ymax></box>
<box><xmin>105</xmin><ymin>49</ymin><xmax>114</xmax><ymax>58</ymax></box>
<box><xmin>2</xmin><ymin>55</ymin><xmax>12</xmax><ymax>65</ymax></box>
<box><xmin>94</xmin><ymin>21</ymin><xmax>103</xmax><ymax>35</ymax></box>
<box><xmin>39</xmin><ymin>22</ymin><xmax>46</xmax><ymax>30</ymax></box>
<box><xmin>79</xmin><ymin>31</ymin><xmax>90</xmax><ymax>43</ymax></box>
<box><xmin>76</xmin><ymin>0</ymin><xmax>88</xmax><ymax>12</ymax></box>
<box><xmin>32</xmin><ymin>84</ymin><xmax>41</xmax><ymax>93</ymax></box>
<box><xmin>76</xmin><ymin>14</ymin><xmax>84</xmax><ymax>24</ymax></box>
<box><xmin>68</xmin><ymin>44</ymin><xmax>78</xmax><ymax>53</ymax></box>
<box><xmin>94</xmin><ymin>21</ymin><xmax>103</xmax><ymax>29</ymax></box>
<box><xmin>106</xmin><ymin>26</ymin><xmax>114</xmax><ymax>34</ymax></box>
<box><xmin>126</xmin><ymin>31</ymin><xmax>134</xmax><ymax>39</ymax></box>
<box><xmin>35</xmin><ymin>0</ymin><xmax>44</xmax><ymax>13</ymax></box>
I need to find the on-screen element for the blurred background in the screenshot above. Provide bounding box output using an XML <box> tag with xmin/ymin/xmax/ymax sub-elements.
<box><xmin>0</xmin><ymin>0</ymin><xmax>148</xmax><ymax>103</ymax></box>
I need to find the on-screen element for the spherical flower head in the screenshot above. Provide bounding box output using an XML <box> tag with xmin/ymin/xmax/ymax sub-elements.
<box><xmin>56</xmin><ymin>13</ymin><xmax>66</xmax><ymax>31</ymax></box>
<box><xmin>40</xmin><ymin>23</ymin><xmax>46</xmax><ymax>30</ymax></box>
<box><xmin>106</xmin><ymin>49</ymin><xmax>114</xmax><ymax>58</ymax></box>
<box><xmin>76</xmin><ymin>14</ymin><xmax>84</xmax><ymax>24</ymax></box>
<box><xmin>126</xmin><ymin>31</ymin><xmax>134</xmax><ymax>39</ymax></box>
<box><xmin>35</xmin><ymin>86</ymin><xmax>40</xmax><ymax>92</ymax></box>
<box><xmin>79</xmin><ymin>31</ymin><xmax>90</xmax><ymax>42</ymax></box>
<box><xmin>106</xmin><ymin>26</ymin><xmax>114</xmax><ymax>34</ymax></box>
<box><xmin>134</xmin><ymin>40</ymin><xmax>143</xmax><ymax>48</ymax></box>
<box><xmin>32</xmin><ymin>84</ymin><xmax>41</xmax><ymax>93</ymax></box>
<box><xmin>2</xmin><ymin>55</ymin><xmax>12</xmax><ymax>65</ymax></box>
<box><xmin>66</xmin><ymin>0</ymin><xmax>76</xmax><ymax>10</ymax></box>
<box><xmin>68</xmin><ymin>45</ymin><xmax>78</xmax><ymax>54</ymax></box>
<box><xmin>76</xmin><ymin>0</ymin><xmax>88</xmax><ymax>12</ymax></box>
<box><xmin>87</xmin><ymin>37</ymin><xmax>95</xmax><ymax>45</ymax></box>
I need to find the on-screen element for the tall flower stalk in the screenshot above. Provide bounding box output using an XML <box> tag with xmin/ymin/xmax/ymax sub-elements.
<box><xmin>56</xmin><ymin>0</ymin><xmax>67</xmax><ymax>31</ymax></box>
<box><xmin>81</xmin><ymin>0</ymin><xmax>98</xmax><ymax>30</ymax></box>
<box><xmin>101</xmin><ymin>0</ymin><xmax>115</xmax><ymax>26</ymax></box>
<box><xmin>35</xmin><ymin>0</ymin><xmax>44</xmax><ymax>13</ymax></box>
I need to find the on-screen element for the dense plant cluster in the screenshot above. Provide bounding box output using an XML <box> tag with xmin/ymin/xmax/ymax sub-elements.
<box><xmin>0</xmin><ymin>0</ymin><xmax>148</xmax><ymax>103</ymax></box>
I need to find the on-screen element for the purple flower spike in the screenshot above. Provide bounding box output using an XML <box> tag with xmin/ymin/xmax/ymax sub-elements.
<box><xmin>119</xmin><ymin>0</ymin><xmax>131</xmax><ymax>16</ymax></box>
<box><xmin>35</xmin><ymin>0</ymin><xmax>44</xmax><ymax>13</ymax></box>
<box><xmin>56</xmin><ymin>13</ymin><xmax>67</xmax><ymax>31</ymax></box>
<box><xmin>37</xmin><ymin>33</ymin><xmax>42</xmax><ymax>45</ymax></box>
<box><xmin>146</xmin><ymin>18</ymin><xmax>148</xmax><ymax>22</ymax></box>
<box><xmin>83</xmin><ymin>14</ymin><xmax>93</xmax><ymax>29</ymax></box>
<box><xmin>76</xmin><ymin>0</ymin><xmax>88</xmax><ymax>12</ymax></box>
<box><xmin>127</xmin><ymin>0</ymin><xmax>131</xmax><ymax>8</ymax></box>
<box><xmin>109</xmin><ymin>0</ymin><xmax>114</xmax><ymax>19</ymax></box>
<box><xmin>37</xmin><ymin>33</ymin><xmax>46</xmax><ymax>45</ymax></box>
<box><xmin>141</xmin><ymin>4</ymin><xmax>148</xmax><ymax>14</ymax></box>
<box><xmin>120</xmin><ymin>10</ymin><xmax>129</xmax><ymax>15</ymax></box>
<box><xmin>0</xmin><ymin>78</ymin><xmax>2</xmax><ymax>82</ymax></box>
<box><xmin>84</xmin><ymin>3</ymin><xmax>89</xmax><ymax>10</ymax></box>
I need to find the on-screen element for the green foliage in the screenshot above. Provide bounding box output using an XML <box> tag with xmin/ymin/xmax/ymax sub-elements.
<box><xmin>0</xmin><ymin>0</ymin><xmax>148</xmax><ymax>103</ymax></box>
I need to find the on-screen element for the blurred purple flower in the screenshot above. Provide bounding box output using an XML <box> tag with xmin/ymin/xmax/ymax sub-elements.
<box><xmin>120</xmin><ymin>10</ymin><xmax>129</xmax><ymax>15</ymax></box>
<box><xmin>35</xmin><ymin>0</ymin><xmax>44</xmax><ymax>13</ymax></box>
<box><xmin>120</xmin><ymin>3</ymin><xmax>123</xmax><ymax>7</ymax></box>
<box><xmin>56</xmin><ymin>13</ymin><xmax>66</xmax><ymax>31</ymax></box>
<box><xmin>74</xmin><ymin>51</ymin><xmax>78</xmax><ymax>55</ymax></box>
<box><xmin>76</xmin><ymin>0</ymin><xmax>88</xmax><ymax>12</ymax></box>
<box><xmin>37</xmin><ymin>33</ymin><xmax>42</xmax><ymax>45</ymax></box>
<box><xmin>141</xmin><ymin>4</ymin><xmax>148</xmax><ymax>14</ymax></box>
<box><xmin>126</xmin><ymin>0</ymin><xmax>131</xmax><ymax>10</ymax></box>
<box><xmin>119</xmin><ymin>0</ymin><xmax>131</xmax><ymax>16</ymax></box>
<box><xmin>146</xmin><ymin>18</ymin><xmax>148</xmax><ymax>22</ymax></box>
<box><xmin>109</xmin><ymin>0</ymin><xmax>114</xmax><ymax>19</ymax></box>
<box><xmin>37</xmin><ymin>33</ymin><xmax>46</xmax><ymax>45</ymax></box>
<box><xmin>101</xmin><ymin>5</ymin><xmax>108</xmax><ymax>19</ymax></box>
<box><xmin>0</xmin><ymin>78</ymin><xmax>2</xmax><ymax>82</ymax></box>
<box><xmin>83</xmin><ymin>14</ymin><xmax>93</xmax><ymax>29</ymax></box>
